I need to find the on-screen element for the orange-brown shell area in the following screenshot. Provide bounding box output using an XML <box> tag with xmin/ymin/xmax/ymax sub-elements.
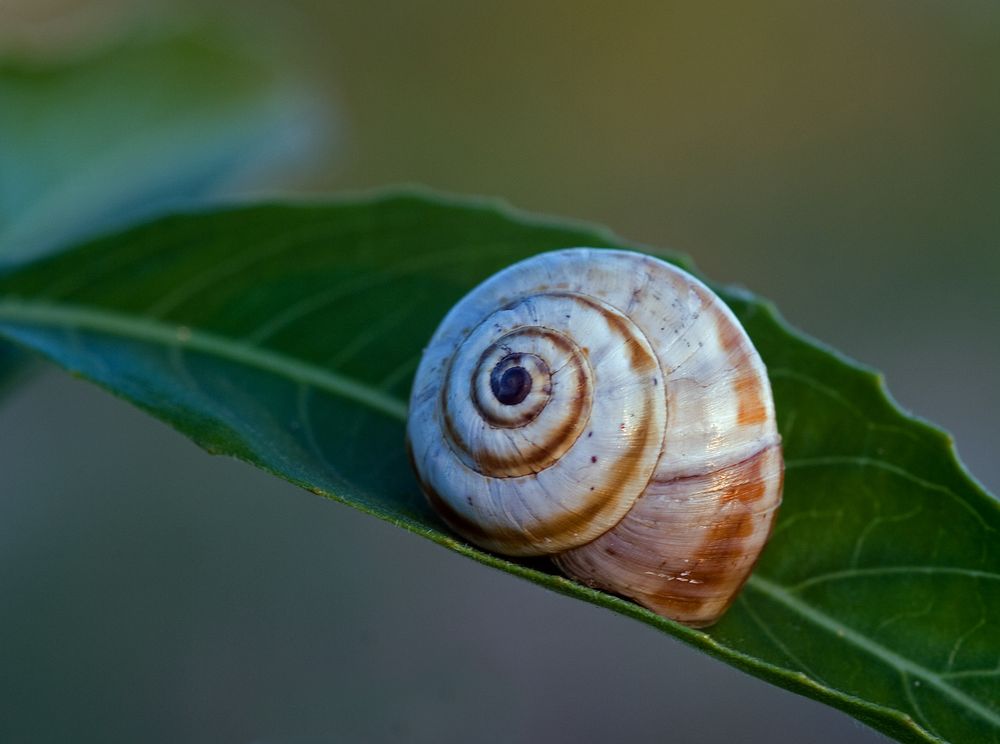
<box><xmin>555</xmin><ymin>445</ymin><xmax>784</xmax><ymax>628</ymax></box>
<box><xmin>406</xmin><ymin>248</ymin><xmax>783</xmax><ymax>627</ymax></box>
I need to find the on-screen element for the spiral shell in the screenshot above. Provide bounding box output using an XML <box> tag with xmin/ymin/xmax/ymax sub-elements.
<box><xmin>407</xmin><ymin>248</ymin><xmax>782</xmax><ymax>627</ymax></box>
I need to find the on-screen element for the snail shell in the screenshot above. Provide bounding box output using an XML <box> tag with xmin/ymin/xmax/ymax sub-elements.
<box><xmin>407</xmin><ymin>249</ymin><xmax>783</xmax><ymax>627</ymax></box>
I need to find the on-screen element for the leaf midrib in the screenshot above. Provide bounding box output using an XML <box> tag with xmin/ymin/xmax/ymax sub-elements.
<box><xmin>748</xmin><ymin>575</ymin><xmax>999</xmax><ymax>731</ymax></box>
<box><xmin>0</xmin><ymin>298</ymin><xmax>408</xmax><ymax>422</ymax></box>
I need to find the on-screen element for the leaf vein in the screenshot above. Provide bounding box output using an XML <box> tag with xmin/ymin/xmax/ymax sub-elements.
<box><xmin>738</xmin><ymin>594</ymin><xmax>827</xmax><ymax>684</ymax></box>
<box><xmin>786</xmin><ymin>456</ymin><xmax>997</xmax><ymax>533</ymax></box>
<box><xmin>747</xmin><ymin>575</ymin><xmax>1000</xmax><ymax>730</ymax></box>
<box><xmin>0</xmin><ymin>299</ymin><xmax>408</xmax><ymax>422</ymax></box>
<box><xmin>788</xmin><ymin>566</ymin><xmax>1000</xmax><ymax>593</ymax></box>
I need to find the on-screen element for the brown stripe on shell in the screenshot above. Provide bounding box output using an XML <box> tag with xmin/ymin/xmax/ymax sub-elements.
<box><xmin>407</xmin><ymin>436</ymin><xmax>530</xmax><ymax>547</ymax></box>
<box><xmin>443</xmin><ymin>328</ymin><xmax>592</xmax><ymax>478</ymax></box>
<box><xmin>711</xmin><ymin>304</ymin><xmax>769</xmax><ymax>427</ymax></box>
<box><xmin>470</xmin><ymin>375</ymin><xmax>588</xmax><ymax>477</ymax></box>
<box><xmin>569</xmin><ymin>293</ymin><xmax>660</xmax><ymax>374</ymax></box>
<box><xmin>493</xmin><ymin>290</ymin><xmax>659</xmax><ymax>377</ymax></box>
<box><xmin>423</xmin><ymin>476</ymin><xmax>524</xmax><ymax>548</ymax></box>
<box><xmin>440</xmin><ymin>293</ymin><xmax>661</xmax><ymax>481</ymax></box>
<box><xmin>556</xmin><ymin>443</ymin><xmax>783</xmax><ymax>626</ymax></box>
<box><xmin>468</xmin><ymin>334</ymin><xmax>563</xmax><ymax>429</ymax></box>
<box><xmin>492</xmin><ymin>393</ymin><xmax>664</xmax><ymax>554</ymax></box>
<box><xmin>430</xmin><ymin>365</ymin><xmax>666</xmax><ymax>555</ymax></box>
<box><xmin>649</xmin><ymin>444</ymin><xmax>783</xmax><ymax>626</ymax></box>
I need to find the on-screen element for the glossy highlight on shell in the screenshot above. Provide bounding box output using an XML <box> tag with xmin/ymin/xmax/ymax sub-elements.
<box><xmin>407</xmin><ymin>248</ymin><xmax>783</xmax><ymax>627</ymax></box>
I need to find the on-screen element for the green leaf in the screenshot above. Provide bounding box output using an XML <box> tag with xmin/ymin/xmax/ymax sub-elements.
<box><xmin>0</xmin><ymin>192</ymin><xmax>995</xmax><ymax>744</ymax></box>
<box><xmin>0</xmin><ymin>28</ymin><xmax>326</xmax><ymax>390</ymax></box>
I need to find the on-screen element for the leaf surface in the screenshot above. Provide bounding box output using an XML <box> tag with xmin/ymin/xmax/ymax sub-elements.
<box><xmin>0</xmin><ymin>193</ymin><xmax>995</xmax><ymax>744</ymax></box>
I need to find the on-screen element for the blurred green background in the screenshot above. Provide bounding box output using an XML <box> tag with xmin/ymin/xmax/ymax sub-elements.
<box><xmin>1</xmin><ymin>2</ymin><xmax>997</xmax><ymax>742</ymax></box>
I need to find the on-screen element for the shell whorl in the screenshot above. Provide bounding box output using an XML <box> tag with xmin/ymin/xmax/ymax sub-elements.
<box><xmin>414</xmin><ymin>286</ymin><xmax>668</xmax><ymax>555</ymax></box>
<box><xmin>407</xmin><ymin>248</ymin><xmax>783</xmax><ymax>626</ymax></box>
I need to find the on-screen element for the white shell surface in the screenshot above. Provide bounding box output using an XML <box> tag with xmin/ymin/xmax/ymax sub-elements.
<box><xmin>407</xmin><ymin>248</ymin><xmax>783</xmax><ymax>624</ymax></box>
<box><xmin>409</xmin><ymin>279</ymin><xmax>667</xmax><ymax>555</ymax></box>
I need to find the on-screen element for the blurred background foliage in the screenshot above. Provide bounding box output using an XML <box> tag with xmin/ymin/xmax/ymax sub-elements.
<box><xmin>0</xmin><ymin>1</ymin><xmax>997</xmax><ymax>742</ymax></box>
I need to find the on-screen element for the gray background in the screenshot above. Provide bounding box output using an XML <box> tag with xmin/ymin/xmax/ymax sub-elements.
<box><xmin>1</xmin><ymin>2</ymin><xmax>998</xmax><ymax>742</ymax></box>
